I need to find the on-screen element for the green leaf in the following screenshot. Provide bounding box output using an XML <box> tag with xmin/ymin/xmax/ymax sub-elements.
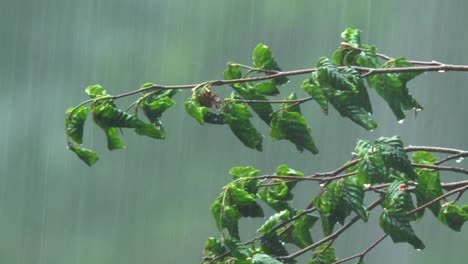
<box><xmin>69</xmin><ymin>144</ymin><xmax>99</xmax><ymax>166</ymax></box>
<box><xmin>354</xmin><ymin>139</ymin><xmax>372</xmax><ymax>157</ymax></box>
<box><xmin>230</xmin><ymin>166</ymin><xmax>260</xmax><ymax>179</ymax></box>
<box><xmin>252</xmin><ymin>43</ymin><xmax>288</xmax><ymax>85</ymax></box>
<box><xmin>134</xmin><ymin>123</ymin><xmax>166</xmax><ymax>139</ymax></box>
<box><xmin>412</xmin><ymin>151</ymin><xmax>443</xmax><ymax>218</ymax></box>
<box><xmin>260</xmin><ymin>232</ymin><xmax>290</xmax><ymax>259</ymax></box>
<box><xmin>275</xmin><ymin>165</ymin><xmax>304</xmax><ymax>177</ymax></box>
<box><xmin>438</xmin><ymin>204</ymin><xmax>468</xmax><ymax>232</ymax></box>
<box><xmin>313</xmin><ymin>177</ymin><xmax>367</xmax><ymax>235</ymax></box>
<box><xmin>105</xmin><ymin>127</ymin><xmax>125</xmax><ymax>150</ymax></box>
<box><xmin>221</xmin><ymin>102</ymin><xmax>263</xmax><ymax>151</ymax></box>
<box><xmin>375</xmin><ymin>136</ymin><xmax>417</xmax><ymax>180</ymax></box>
<box><xmin>254</xmin><ymin>82</ymin><xmax>279</xmax><ymax>96</ymax></box>
<box><xmin>379</xmin><ymin>180</ymin><xmax>425</xmax><ymax>250</ymax></box>
<box><xmin>210</xmin><ymin>198</ymin><xmax>241</xmax><ymax>239</ymax></box>
<box><xmin>92</xmin><ymin>104</ymin><xmax>143</xmax><ymax>128</ymax></box>
<box><xmin>224</xmin><ymin>237</ymin><xmax>250</xmax><ymax>260</ymax></box>
<box><xmin>65</xmin><ymin>106</ymin><xmax>89</xmax><ymax>144</ymax></box>
<box><xmin>369</xmin><ymin>58</ymin><xmax>422</xmax><ymax>121</ymax></box>
<box><xmin>258</xmin><ymin>183</ymin><xmax>293</xmax><ymax>213</ymax></box>
<box><xmin>258</xmin><ymin>210</ymin><xmax>290</xmax><ymax>235</ymax></box>
<box><xmin>302</xmin><ymin>76</ymin><xmax>328</xmax><ymax>114</ymax></box>
<box><xmin>203</xmin><ymin>237</ymin><xmax>226</xmax><ymax>257</ymax></box>
<box><xmin>251</xmin><ymin>254</ymin><xmax>283</xmax><ymax>264</ymax></box>
<box><xmin>356</xmin><ymin>154</ymin><xmax>387</xmax><ymax>184</ymax></box>
<box><xmin>340</xmin><ymin>177</ymin><xmax>368</xmax><ymax>221</ymax></box>
<box><xmin>341</xmin><ymin>28</ymin><xmax>361</xmax><ymax>47</ymax></box>
<box><xmin>228</xmin><ymin>185</ymin><xmax>256</xmax><ymax>206</ymax></box>
<box><xmin>308</xmin><ymin>243</ymin><xmax>338</xmax><ymax>264</ymax></box>
<box><xmin>184</xmin><ymin>98</ymin><xmax>207</xmax><ymax>124</ymax></box>
<box><xmin>283</xmin><ymin>212</ymin><xmax>318</xmax><ymax>248</ymax></box>
<box><xmin>270</xmin><ymin>111</ymin><xmax>318</xmax><ymax>154</ymax></box>
<box><xmin>379</xmin><ymin>211</ymin><xmax>425</xmax><ymax>250</ymax></box>
<box><xmin>85</xmin><ymin>84</ymin><xmax>107</xmax><ymax>99</ymax></box>
<box><xmin>316</xmin><ymin>58</ymin><xmax>376</xmax><ymax>130</ymax></box>
<box><xmin>142</xmin><ymin>95</ymin><xmax>175</xmax><ymax>123</ymax></box>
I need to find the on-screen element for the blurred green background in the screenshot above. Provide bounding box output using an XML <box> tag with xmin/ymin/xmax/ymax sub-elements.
<box><xmin>1</xmin><ymin>0</ymin><xmax>468</xmax><ymax>263</ymax></box>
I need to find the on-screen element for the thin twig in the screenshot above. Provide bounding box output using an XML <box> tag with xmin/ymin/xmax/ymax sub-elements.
<box><xmin>332</xmin><ymin>234</ymin><xmax>388</xmax><ymax>264</ymax></box>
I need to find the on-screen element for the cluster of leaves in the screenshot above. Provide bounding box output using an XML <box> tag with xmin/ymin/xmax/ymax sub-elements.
<box><xmin>203</xmin><ymin>136</ymin><xmax>468</xmax><ymax>263</ymax></box>
<box><xmin>65</xmin><ymin>84</ymin><xmax>176</xmax><ymax>165</ymax></box>
<box><xmin>66</xmin><ymin>28</ymin><xmax>426</xmax><ymax>165</ymax></box>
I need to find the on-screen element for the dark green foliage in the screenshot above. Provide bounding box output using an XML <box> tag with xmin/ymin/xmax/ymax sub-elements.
<box><xmin>224</xmin><ymin>64</ymin><xmax>274</xmax><ymax>125</ymax></box>
<box><xmin>251</xmin><ymin>254</ymin><xmax>283</xmax><ymax>264</ymax></box>
<box><xmin>379</xmin><ymin>181</ymin><xmax>425</xmax><ymax>250</ymax></box>
<box><xmin>355</xmin><ymin>136</ymin><xmax>417</xmax><ymax>184</ymax></box>
<box><xmin>65</xmin><ymin>106</ymin><xmax>89</xmax><ymax>144</ymax></box>
<box><xmin>315</xmin><ymin>58</ymin><xmax>376</xmax><ymax>130</ymax></box>
<box><xmin>221</xmin><ymin>101</ymin><xmax>263</xmax><ymax>151</ymax></box>
<box><xmin>412</xmin><ymin>151</ymin><xmax>443</xmax><ymax>218</ymax></box>
<box><xmin>368</xmin><ymin>58</ymin><xmax>422</xmax><ymax>121</ymax></box>
<box><xmin>270</xmin><ymin>110</ymin><xmax>318</xmax><ymax>154</ymax></box>
<box><xmin>281</xmin><ymin>212</ymin><xmax>318</xmax><ymax>249</ymax></box>
<box><xmin>313</xmin><ymin>177</ymin><xmax>368</xmax><ymax>235</ymax></box>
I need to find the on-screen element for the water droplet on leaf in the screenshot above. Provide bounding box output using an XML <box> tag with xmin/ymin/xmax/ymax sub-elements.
<box><xmin>398</xmin><ymin>119</ymin><xmax>405</xmax><ymax>124</ymax></box>
<box><xmin>456</xmin><ymin>157</ymin><xmax>464</xmax><ymax>163</ymax></box>
<box><xmin>438</xmin><ymin>70</ymin><xmax>446</xmax><ymax>73</ymax></box>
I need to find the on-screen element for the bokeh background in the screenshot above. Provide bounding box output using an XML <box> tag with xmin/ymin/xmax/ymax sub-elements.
<box><xmin>1</xmin><ymin>0</ymin><xmax>468</xmax><ymax>263</ymax></box>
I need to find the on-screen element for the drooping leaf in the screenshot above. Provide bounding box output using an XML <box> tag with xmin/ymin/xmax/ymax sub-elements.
<box><xmin>252</xmin><ymin>43</ymin><xmax>288</xmax><ymax>85</ymax></box>
<box><xmin>134</xmin><ymin>123</ymin><xmax>165</xmax><ymax>139</ymax></box>
<box><xmin>270</xmin><ymin>111</ymin><xmax>318</xmax><ymax>154</ymax></box>
<box><xmin>308</xmin><ymin>243</ymin><xmax>338</xmax><ymax>264</ymax></box>
<box><xmin>281</xmin><ymin>212</ymin><xmax>318</xmax><ymax>248</ymax></box>
<box><xmin>369</xmin><ymin>58</ymin><xmax>422</xmax><ymax>121</ymax></box>
<box><xmin>379</xmin><ymin>211</ymin><xmax>425</xmax><ymax>250</ymax></box>
<box><xmin>275</xmin><ymin>165</ymin><xmax>304</xmax><ymax>177</ymax></box>
<box><xmin>379</xmin><ymin>181</ymin><xmax>425</xmax><ymax>250</ymax></box>
<box><xmin>412</xmin><ymin>151</ymin><xmax>443</xmax><ymax>218</ymax></box>
<box><xmin>302</xmin><ymin>76</ymin><xmax>328</xmax><ymax>114</ymax></box>
<box><xmin>313</xmin><ymin>177</ymin><xmax>367</xmax><ymax>235</ymax></box>
<box><xmin>258</xmin><ymin>210</ymin><xmax>290</xmax><ymax>235</ymax></box>
<box><xmin>340</xmin><ymin>177</ymin><xmax>368</xmax><ymax>221</ymax></box>
<box><xmin>92</xmin><ymin>103</ymin><xmax>142</xmax><ymax>128</ymax></box>
<box><xmin>375</xmin><ymin>136</ymin><xmax>417</xmax><ymax>180</ymax></box>
<box><xmin>69</xmin><ymin>144</ymin><xmax>99</xmax><ymax>166</ymax></box>
<box><xmin>184</xmin><ymin>98</ymin><xmax>207</xmax><ymax>124</ymax></box>
<box><xmin>252</xmin><ymin>253</ymin><xmax>283</xmax><ymax>264</ymax></box>
<box><xmin>65</xmin><ymin>106</ymin><xmax>89</xmax><ymax>144</ymax></box>
<box><xmin>315</xmin><ymin>58</ymin><xmax>376</xmax><ymax>130</ymax></box>
<box><xmin>438</xmin><ymin>204</ymin><xmax>468</xmax><ymax>232</ymax></box>
<box><xmin>221</xmin><ymin>102</ymin><xmax>263</xmax><ymax>151</ymax></box>
<box><xmin>104</xmin><ymin>127</ymin><xmax>125</xmax><ymax>150</ymax></box>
